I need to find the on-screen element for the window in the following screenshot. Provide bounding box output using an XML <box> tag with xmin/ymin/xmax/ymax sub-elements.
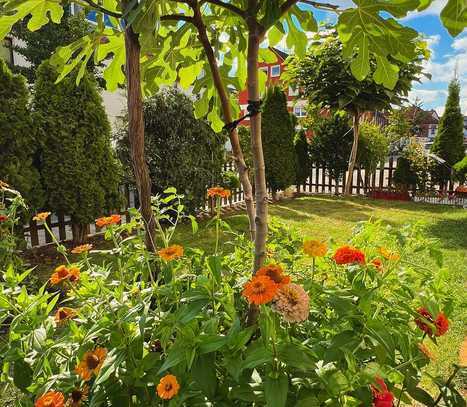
<box><xmin>270</xmin><ymin>65</ymin><xmax>281</xmax><ymax>77</ymax></box>
<box><xmin>289</xmin><ymin>86</ymin><xmax>299</xmax><ymax>96</ymax></box>
<box><xmin>294</xmin><ymin>106</ymin><xmax>306</xmax><ymax>118</ymax></box>
<box><xmin>0</xmin><ymin>38</ymin><xmax>13</xmax><ymax>66</ymax></box>
<box><xmin>259</xmin><ymin>66</ymin><xmax>268</xmax><ymax>76</ymax></box>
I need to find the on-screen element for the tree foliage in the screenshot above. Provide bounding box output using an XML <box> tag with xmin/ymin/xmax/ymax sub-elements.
<box><xmin>453</xmin><ymin>156</ymin><xmax>467</xmax><ymax>184</ymax></box>
<box><xmin>261</xmin><ymin>86</ymin><xmax>296</xmax><ymax>193</ymax></box>
<box><xmin>33</xmin><ymin>61</ymin><xmax>121</xmax><ymax>228</ymax></box>
<box><xmin>430</xmin><ymin>79</ymin><xmax>465</xmax><ymax>185</ymax></box>
<box><xmin>115</xmin><ymin>88</ymin><xmax>226</xmax><ymax>214</ymax></box>
<box><xmin>11</xmin><ymin>6</ymin><xmax>91</xmax><ymax>82</ymax></box>
<box><xmin>357</xmin><ymin>122</ymin><xmax>389</xmax><ymax>172</ymax></box>
<box><xmin>287</xmin><ymin>33</ymin><xmax>428</xmax><ymax>114</ymax></box>
<box><xmin>294</xmin><ymin>130</ymin><xmax>311</xmax><ymax>186</ymax></box>
<box><xmin>308</xmin><ymin>111</ymin><xmax>353</xmax><ymax>181</ymax></box>
<box><xmin>394</xmin><ymin>138</ymin><xmax>431</xmax><ymax>191</ymax></box>
<box><xmin>0</xmin><ymin>59</ymin><xmax>43</xmax><ymax>210</ymax></box>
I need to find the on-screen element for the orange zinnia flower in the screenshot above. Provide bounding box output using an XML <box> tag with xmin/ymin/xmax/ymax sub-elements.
<box><xmin>242</xmin><ymin>275</ymin><xmax>279</xmax><ymax>305</ymax></box>
<box><xmin>207</xmin><ymin>187</ymin><xmax>231</xmax><ymax>199</ymax></box>
<box><xmin>371</xmin><ymin>258</ymin><xmax>383</xmax><ymax>272</ymax></box>
<box><xmin>157</xmin><ymin>374</ymin><xmax>180</xmax><ymax>400</ymax></box>
<box><xmin>333</xmin><ymin>245</ymin><xmax>365</xmax><ymax>265</ymax></box>
<box><xmin>378</xmin><ymin>247</ymin><xmax>400</xmax><ymax>261</ymax></box>
<box><xmin>54</xmin><ymin>307</ymin><xmax>76</xmax><ymax>324</ymax></box>
<box><xmin>256</xmin><ymin>264</ymin><xmax>290</xmax><ymax>286</ymax></box>
<box><xmin>158</xmin><ymin>244</ymin><xmax>184</xmax><ymax>261</ymax></box>
<box><xmin>95</xmin><ymin>214</ymin><xmax>121</xmax><ymax>228</ymax></box>
<box><xmin>68</xmin><ymin>385</ymin><xmax>88</xmax><ymax>407</ymax></box>
<box><xmin>71</xmin><ymin>244</ymin><xmax>93</xmax><ymax>254</ymax></box>
<box><xmin>50</xmin><ymin>265</ymin><xmax>71</xmax><ymax>285</ymax></box>
<box><xmin>68</xmin><ymin>267</ymin><xmax>81</xmax><ymax>283</ymax></box>
<box><xmin>75</xmin><ymin>348</ymin><xmax>107</xmax><ymax>381</ymax></box>
<box><xmin>303</xmin><ymin>239</ymin><xmax>328</xmax><ymax>257</ymax></box>
<box><xmin>33</xmin><ymin>212</ymin><xmax>51</xmax><ymax>222</ymax></box>
<box><xmin>35</xmin><ymin>391</ymin><xmax>65</xmax><ymax>407</ymax></box>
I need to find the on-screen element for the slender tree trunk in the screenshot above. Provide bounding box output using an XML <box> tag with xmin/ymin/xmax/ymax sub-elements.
<box><xmin>72</xmin><ymin>223</ymin><xmax>87</xmax><ymax>245</ymax></box>
<box><xmin>124</xmin><ymin>26</ymin><xmax>156</xmax><ymax>251</ymax></box>
<box><xmin>247</xmin><ymin>29</ymin><xmax>267</xmax><ymax>272</ymax></box>
<box><xmin>344</xmin><ymin>112</ymin><xmax>360</xmax><ymax>196</ymax></box>
<box><xmin>246</xmin><ymin>22</ymin><xmax>267</xmax><ymax>326</ymax></box>
<box><xmin>193</xmin><ymin>7</ymin><xmax>256</xmax><ymax>241</ymax></box>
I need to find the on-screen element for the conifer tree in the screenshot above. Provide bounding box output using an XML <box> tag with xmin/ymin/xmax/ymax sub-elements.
<box><xmin>0</xmin><ymin>60</ymin><xmax>43</xmax><ymax>209</ymax></box>
<box><xmin>430</xmin><ymin>79</ymin><xmax>465</xmax><ymax>186</ymax></box>
<box><xmin>261</xmin><ymin>86</ymin><xmax>296</xmax><ymax>199</ymax></box>
<box><xmin>33</xmin><ymin>61</ymin><xmax>121</xmax><ymax>242</ymax></box>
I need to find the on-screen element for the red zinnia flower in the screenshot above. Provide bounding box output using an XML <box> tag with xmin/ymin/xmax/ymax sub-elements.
<box><xmin>0</xmin><ymin>214</ymin><xmax>8</xmax><ymax>222</ymax></box>
<box><xmin>333</xmin><ymin>245</ymin><xmax>365</xmax><ymax>265</ymax></box>
<box><xmin>371</xmin><ymin>377</ymin><xmax>394</xmax><ymax>407</ymax></box>
<box><xmin>415</xmin><ymin>307</ymin><xmax>449</xmax><ymax>337</ymax></box>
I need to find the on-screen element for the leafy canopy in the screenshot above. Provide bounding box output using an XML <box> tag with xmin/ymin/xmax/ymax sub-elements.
<box><xmin>0</xmin><ymin>0</ymin><xmax>464</xmax><ymax>130</ymax></box>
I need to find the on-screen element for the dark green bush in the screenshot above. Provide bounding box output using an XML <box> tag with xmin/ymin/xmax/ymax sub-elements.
<box><xmin>115</xmin><ymin>88</ymin><xmax>226</xmax><ymax>213</ymax></box>
<box><xmin>0</xmin><ymin>60</ymin><xmax>44</xmax><ymax>210</ymax></box>
<box><xmin>33</xmin><ymin>61</ymin><xmax>122</xmax><ymax>240</ymax></box>
<box><xmin>357</xmin><ymin>122</ymin><xmax>389</xmax><ymax>173</ymax></box>
<box><xmin>294</xmin><ymin>130</ymin><xmax>311</xmax><ymax>185</ymax></box>
<box><xmin>262</xmin><ymin>86</ymin><xmax>296</xmax><ymax>194</ymax></box>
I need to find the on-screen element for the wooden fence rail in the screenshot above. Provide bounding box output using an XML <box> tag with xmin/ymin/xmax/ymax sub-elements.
<box><xmin>23</xmin><ymin>159</ymin><xmax>464</xmax><ymax>248</ymax></box>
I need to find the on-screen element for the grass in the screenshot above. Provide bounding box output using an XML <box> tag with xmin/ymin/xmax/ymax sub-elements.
<box><xmin>17</xmin><ymin>195</ymin><xmax>467</xmax><ymax>400</ymax></box>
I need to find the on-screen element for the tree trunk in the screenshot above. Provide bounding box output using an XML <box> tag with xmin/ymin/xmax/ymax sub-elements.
<box><xmin>193</xmin><ymin>7</ymin><xmax>256</xmax><ymax>241</ymax></box>
<box><xmin>124</xmin><ymin>26</ymin><xmax>156</xmax><ymax>251</ymax></box>
<box><xmin>72</xmin><ymin>223</ymin><xmax>87</xmax><ymax>245</ymax></box>
<box><xmin>247</xmin><ymin>30</ymin><xmax>267</xmax><ymax>273</ymax></box>
<box><xmin>344</xmin><ymin>112</ymin><xmax>360</xmax><ymax>196</ymax></box>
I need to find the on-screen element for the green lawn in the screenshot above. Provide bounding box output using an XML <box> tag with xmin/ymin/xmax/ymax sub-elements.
<box><xmin>172</xmin><ymin>195</ymin><xmax>467</xmax><ymax>392</ymax></box>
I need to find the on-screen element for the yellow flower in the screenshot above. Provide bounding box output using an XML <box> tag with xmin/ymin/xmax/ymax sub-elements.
<box><xmin>303</xmin><ymin>239</ymin><xmax>327</xmax><ymax>257</ymax></box>
<box><xmin>33</xmin><ymin>212</ymin><xmax>51</xmax><ymax>222</ymax></box>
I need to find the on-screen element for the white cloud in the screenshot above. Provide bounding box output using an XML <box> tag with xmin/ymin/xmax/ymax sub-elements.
<box><xmin>409</xmin><ymin>89</ymin><xmax>448</xmax><ymax>104</ymax></box>
<box><xmin>452</xmin><ymin>35</ymin><xmax>467</xmax><ymax>52</ymax></box>
<box><xmin>404</xmin><ymin>0</ymin><xmax>447</xmax><ymax>20</ymax></box>
<box><xmin>434</xmin><ymin>105</ymin><xmax>445</xmax><ymax>115</ymax></box>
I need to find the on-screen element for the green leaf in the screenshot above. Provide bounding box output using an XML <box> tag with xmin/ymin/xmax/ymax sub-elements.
<box><xmin>0</xmin><ymin>0</ymin><xmax>64</xmax><ymax>39</ymax></box>
<box><xmin>179</xmin><ymin>61</ymin><xmax>204</xmax><ymax>90</ymax></box>
<box><xmin>268</xmin><ymin>25</ymin><xmax>283</xmax><ymax>47</ymax></box>
<box><xmin>406</xmin><ymin>386</ymin><xmax>435</xmax><ymax>405</ymax></box>
<box><xmin>373</xmin><ymin>55</ymin><xmax>400</xmax><ymax>89</ymax></box>
<box><xmin>198</xmin><ymin>335</ymin><xmax>228</xmax><ymax>354</ymax></box>
<box><xmin>191</xmin><ymin>354</ymin><xmax>218</xmax><ymax>399</ymax></box>
<box><xmin>264</xmin><ymin>373</ymin><xmax>288</xmax><ymax>407</ymax></box>
<box><xmin>207</xmin><ymin>255</ymin><xmax>222</xmax><ymax>283</ymax></box>
<box><xmin>242</xmin><ymin>342</ymin><xmax>273</xmax><ymax>370</ymax></box>
<box><xmin>441</xmin><ymin>0</ymin><xmax>467</xmax><ymax>36</ymax></box>
<box><xmin>13</xmin><ymin>360</ymin><xmax>33</xmax><ymax>390</ymax></box>
<box><xmin>350</xmin><ymin>34</ymin><xmax>370</xmax><ymax>81</ymax></box>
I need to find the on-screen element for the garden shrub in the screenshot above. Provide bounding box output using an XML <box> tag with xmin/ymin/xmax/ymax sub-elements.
<box><xmin>115</xmin><ymin>88</ymin><xmax>226</xmax><ymax>214</ymax></box>
<box><xmin>453</xmin><ymin>156</ymin><xmax>467</xmax><ymax>184</ymax></box>
<box><xmin>262</xmin><ymin>86</ymin><xmax>297</xmax><ymax>197</ymax></box>
<box><xmin>430</xmin><ymin>80</ymin><xmax>465</xmax><ymax>186</ymax></box>
<box><xmin>33</xmin><ymin>62</ymin><xmax>122</xmax><ymax>243</ymax></box>
<box><xmin>0</xmin><ymin>185</ymin><xmax>463</xmax><ymax>407</ymax></box>
<box><xmin>308</xmin><ymin>110</ymin><xmax>353</xmax><ymax>181</ymax></box>
<box><xmin>0</xmin><ymin>60</ymin><xmax>44</xmax><ymax>211</ymax></box>
<box><xmin>294</xmin><ymin>130</ymin><xmax>311</xmax><ymax>187</ymax></box>
<box><xmin>357</xmin><ymin>122</ymin><xmax>389</xmax><ymax>173</ymax></box>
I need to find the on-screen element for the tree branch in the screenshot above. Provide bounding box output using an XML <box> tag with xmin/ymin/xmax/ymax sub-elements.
<box><xmin>298</xmin><ymin>0</ymin><xmax>341</xmax><ymax>12</ymax></box>
<box><xmin>280</xmin><ymin>0</ymin><xmax>299</xmax><ymax>16</ymax></box>
<box><xmin>202</xmin><ymin>0</ymin><xmax>246</xmax><ymax>17</ymax></box>
<box><xmin>80</xmin><ymin>0</ymin><xmax>123</xmax><ymax>18</ymax></box>
<box><xmin>160</xmin><ymin>14</ymin><xmax>194</xmax><ymax>22</ymax></box>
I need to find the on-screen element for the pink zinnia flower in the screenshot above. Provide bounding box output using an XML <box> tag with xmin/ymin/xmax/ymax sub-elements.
<box><xmin>273</xmin><ymin>283</ymin><xmax>310</xmax><ymax>323</ymax></box>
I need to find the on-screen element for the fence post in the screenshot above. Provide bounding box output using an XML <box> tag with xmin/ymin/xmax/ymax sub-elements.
<box><xmin>29</xmin><ymin>219</ymin><xmax>39</xmax><ymax>248</ymax></box>
<box><xmin>387</xmin><ymin>157</ymin><xmax>394</xmax><ymax>189</ymax></box>
<box><xmin>57</xmin><ymin>214</ymin><xmax>66</xmax><ymax>241</ymax></box>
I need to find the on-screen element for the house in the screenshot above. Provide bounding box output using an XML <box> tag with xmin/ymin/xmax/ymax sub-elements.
<box><xmin>237</xmin><ymin>47</ymin><xmax>307</xmax><ymax>125</ymax></box>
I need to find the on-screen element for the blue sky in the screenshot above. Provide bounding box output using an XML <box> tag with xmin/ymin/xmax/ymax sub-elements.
<box><xmin>300</xmin><ymin>0</ymin><xmax>467</xmax><ymax>115</ymax></box>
